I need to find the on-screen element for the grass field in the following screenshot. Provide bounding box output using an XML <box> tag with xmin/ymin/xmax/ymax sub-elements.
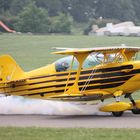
<box><xmin>0</xmin><ymin>127</ymin><xmax>140</xmax><ymax>140</ymax></box>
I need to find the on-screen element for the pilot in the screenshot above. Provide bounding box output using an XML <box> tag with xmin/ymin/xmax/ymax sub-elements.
<box><xmin>56</xmin><ymin>61</ymin><xmax>69</xmax><ymax>72</ymax></box>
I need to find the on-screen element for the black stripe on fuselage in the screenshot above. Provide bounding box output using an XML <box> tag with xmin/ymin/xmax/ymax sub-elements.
<box><xmin>80</xmin><ymin>68</ymin><xmax>140</xmax><ymax>80</ymax></box>
<box><xmin>80</xmin><ymin>82</ymin><xmax>124</xmax><ymax>90</ymax></box>
<box><xmin>80</xmin><ymin>64</ymin><xmax>133</xmax><ymax>75</ymax></box>
<box><xmin>28</xmin><ymin>75</ymin><xmax>132</xmax><ymax>91</ymax></box>
<box><xmin>29</xmin><ymin>72</ymin><xmax>76</xmax><ymax>80</ymax></box>
<box><xmin>2</xmin><ymin>67</ymin><xmax>140</xmax><ymax>92</ymax></box>
<box><xmin>2</xmin><ymin>64</ymin><xmax>133</xmax><ymax>89</ymax></box>
<box><xmin>24</xmin><ymin>82</ymin><xmax>125</xmax><ymax>97</ymax></box>
<box><xmin>25</xmin><ymin>68</ymin><xmax>140</xmax><ymax>86</ymax></box>
<box><xmin>10</xmin><ymin>64</ymin><xmax>139</xmax><ymax>96</ymax></box>
<box><xmin>78</xmin><ymin>75</ymin><xmax>132</xmax><ymax>86</ymax></box>
<box><xmin>29</xmin><ymin>64</ymin><xmax>133</xmax><ymax>80</ymax></box>
<box><xmin>9</xmin><ymin>74</ymin><xmax>132</xmax><ymax>94</ymax></box>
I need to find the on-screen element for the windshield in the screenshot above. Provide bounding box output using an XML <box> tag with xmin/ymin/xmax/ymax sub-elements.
<box><xmin>55</xmin><ymin>56</ymin><xmax>78</xmax><ymax>72</ymax></box>
<box><xmin>54</xmin><ymin>54</ymin><xmax>102</xmax><ymax>72</ymax></box>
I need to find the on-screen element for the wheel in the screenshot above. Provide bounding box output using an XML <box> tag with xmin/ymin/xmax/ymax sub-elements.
<box><xmin>112</xmin><ymin>111</ymin><xmax>124</xmax><ymax>117</ymax></box>
<box><xmin>132</xmin><ymin>108</ymin><xmax>140</xmax><ymax>114</ymax></box>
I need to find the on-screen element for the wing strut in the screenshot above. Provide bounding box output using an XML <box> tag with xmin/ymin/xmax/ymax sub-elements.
<box><xmin>64</xmin><ymin>55</ymin><xmax>75</xmax><ymax>92</ymax></box>
<box><xmin>64</xmin><ymin>53</ymin><xmax>88</xmax><ymax>95</ymax></box>
<box><xmin>80</xmin><ymin>66</ymin><xmax>97</xmax><ymax>95</ymax></box>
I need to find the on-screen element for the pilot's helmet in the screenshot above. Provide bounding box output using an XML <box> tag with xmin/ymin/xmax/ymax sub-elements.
<box><xmin>62</xmin><ymin>62</ymin><xmax>69</xmax><ymax>68</ymax></box>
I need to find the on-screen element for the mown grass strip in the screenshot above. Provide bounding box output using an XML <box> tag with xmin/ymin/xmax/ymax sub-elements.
<box><xmin>0</xmin><ymin>127</ymin><xmax>140</xmax><ymax>140</ymax></box>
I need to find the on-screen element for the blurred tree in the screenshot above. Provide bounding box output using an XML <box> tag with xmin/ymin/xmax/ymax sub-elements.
<box><xmin>15</xmin><ymin>2</ymin><xmax>50</xmax><ymax>33</ymax></box>
<box><xmin>50</xmin><ymin>13</ymin><xmax>73</xmax><ymax>33</ymax></box>
<box><xmin>61</xmin><ymin>0</ymin><xmax>97</xmax><ymax>22</ymax></box>
<box><xmin>0</xmin><ymin>0</ymin><xmax>13</xmax><ymax>13</ymax></box>
<box><xmin>35</xmin><ymin>0</ymin><xmax>62</xmax><ymax>16</ymax></box>
<box><xmin>0</xmin><ymin>0</ymin><xmax>140</xmax><ymax>33</ymax></box>
<box><xmin>10</xmin><ymin>0</ymin><xmax>31</xmax><ymax>15</ymax></box>
<box><xmin>132</xmin><ymin>0</ymin><xmax>140</xmax><ymax>20</ymax></box>
<box><xmin>96</xmin><ymin>0</ymin><xmax>136</xmax><ymax>21</ymax></box>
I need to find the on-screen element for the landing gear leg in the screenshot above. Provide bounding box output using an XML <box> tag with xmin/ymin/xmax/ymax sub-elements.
<box><xmin>99</xmin><ymin>91</ymin><xmax>131</xmax><ymax>117</ymax></box>
<box><xmin>125</xmin><ymin>94</ymin><xmax>140</xmax><ymax>114</ymax></box>
<box><xmin>112</xmin><ymin>95</ymin><xmax>124</xmax><ymax>117</ymax></box>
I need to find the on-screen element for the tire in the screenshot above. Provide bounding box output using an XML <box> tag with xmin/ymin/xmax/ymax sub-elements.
<box><xmin>131</xmin><ymin>108</ymin><xmax>140</xmax><ymax>114</ymax></box>
<box><xmin>112</xmin><ymin>111</ymin><xmax>124</xmax><ymax>117</ymax></box>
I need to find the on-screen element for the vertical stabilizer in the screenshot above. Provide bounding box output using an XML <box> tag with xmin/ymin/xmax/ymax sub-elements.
<box><xmin>0</xmin><ymin>55</ymin><xmax>24</xmax><ymax>82</ymax></box>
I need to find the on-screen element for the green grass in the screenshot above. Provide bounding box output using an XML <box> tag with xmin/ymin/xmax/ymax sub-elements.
<box><xmin>0</xmin><ymin>127</ymin><xmax>140</xmax><ymax>140</ymax></box>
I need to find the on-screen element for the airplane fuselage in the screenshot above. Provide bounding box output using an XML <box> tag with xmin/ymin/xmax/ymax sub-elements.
<box><xmin>2</xmin><ymin>60</ymin><xmax>140</xmax><ymax>102</ymax></box>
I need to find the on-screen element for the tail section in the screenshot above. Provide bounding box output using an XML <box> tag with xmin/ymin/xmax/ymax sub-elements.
<box><xmin>0</xmin><ymin>55</ymin><xmax>24</xmax><ymax>82</ymax></box>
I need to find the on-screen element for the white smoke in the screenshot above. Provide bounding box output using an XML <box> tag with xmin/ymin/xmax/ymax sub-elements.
<box><xmin>0</xmin><ymin>95</ymin><xmax>110</xmax><ymax>115</ymax></box>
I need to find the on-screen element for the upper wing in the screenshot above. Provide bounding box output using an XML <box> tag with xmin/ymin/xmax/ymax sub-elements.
<box><xmin>52</xmin><ymin>45</ymin><xmax>140</xmax><ymax>55</ymax></box>
<box><xmin>52</xmin><ymin>47</ymin><xmax>77</xmax><ymax>51</ymax></box>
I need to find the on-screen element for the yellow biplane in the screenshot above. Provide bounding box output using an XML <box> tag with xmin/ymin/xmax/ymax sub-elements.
<box><xmin>1</xmin><ymin>45</ymin><xmax>140</xmax><ymax>117</ymax></box>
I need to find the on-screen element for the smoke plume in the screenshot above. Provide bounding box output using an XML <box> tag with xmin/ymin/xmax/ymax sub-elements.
<box><xmin>0</xmin><ymin>95</ymin><xmax>109</xmax><ymax>115</ymax></box>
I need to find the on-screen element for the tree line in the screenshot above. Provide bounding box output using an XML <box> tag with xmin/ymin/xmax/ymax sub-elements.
<box><xmin>0</xmin><ymin>0</ymin><xmax>140</xmax><ymax>33</ymax></box>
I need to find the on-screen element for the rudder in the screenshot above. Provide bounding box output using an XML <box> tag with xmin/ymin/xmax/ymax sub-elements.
<box><xmin>0</xmin><ymin>55</ymin><xmax>24</xmax><ymax>82</ymax></box>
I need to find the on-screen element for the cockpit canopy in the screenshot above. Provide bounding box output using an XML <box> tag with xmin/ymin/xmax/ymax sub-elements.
<box><xmin>54</xmin><ymin>53</ymin><xmax>121</xmax><ymax>72</ymax></box>
<box><xmin>53</xmin><ymin>46</ymin><xmax>139</xmax><ymax>72</ymax></box>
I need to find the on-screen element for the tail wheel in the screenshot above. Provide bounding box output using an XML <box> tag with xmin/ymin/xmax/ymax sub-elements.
<box><xmin>112</xmin><ymin>111</ymin><xmax>124</xmax><ymax>117</ymax></box>
<box><xmin>132</xmin><ymin>108</ymin><xmax>140</xmax><ymax>114</ymax></box>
